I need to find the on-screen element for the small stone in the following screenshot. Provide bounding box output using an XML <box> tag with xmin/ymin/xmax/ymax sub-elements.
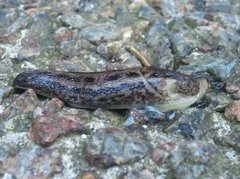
<box><xmin>29</xmin><ymin>12</ymin><xmax>55</xmax><ymax>47</ymax></box>
<box><xmin>138</xmin><ymin>4</ymin><xmax>158</xmax><ymax>21</ymax></box>
<box><xmin>33</xmin><ymin>97</ymin><xmax>64</xmax><ymax>118</ymax></box>
<box><xmin>152</xmin><ymin>141</ymin><xmax>221</xmax><ymax>178</ymax></box>
<box><xmin>205</xmin><ymin>92</ymin><xmax>232</xmax><ymax>111</ymax></box>
<box><xmin>124</xmin><ymin>108</ymin><xmax>164</xmax><ymax>126</ymax></box>
<box><xmin>206</xmin><ymin>1</ymin><xmax>231</xmax><ymax>13</ymax></box>
<box><xmin>1</xmin><ymin>89</ymin><xmax>39</xmax><ymax>120</ymax></box>
<box><xmin>80</xmin><ymin>23</ymin><xmax>121</xmax><ymax>44</ymax></box>
<box><xmin>164</xmin><ymin>108</ymin><xmax>207</xmax><ymax>140</ymax></box>
<box><xmin>152</xmin><ymin>40</ymin><xmax>174</xmax><ymax>69</ymax></box>
<box><xmin>84</xmin><ymin>128</ymin><xmax>149</xmax><ymax>168</ymax></box>
<box><xmin>42</xmin><ymin>97</ymin><xmax>64</xmax><ymax>114</ymax></box>
<box><xmin>51</xmin><ymin>56</ymin><xmax>94</xmax><ymax>72</ymax></box>
<box><xmin>0</xmin><ymin>16</ymin><xmax>29</xmax><ymax>44</ymax></box>
<box><xmin>93</xmin><ymin>108</ymin><xmax>123</xmax><ymax>122</ymax></box>
<box><xmin>232</xmin><ymin>93</ymin><xmax>240</xmax><ymax>100</ymax></box>
<box><xmin>225</xmin><ymin>71</ymin><xmax>240</xmax><ymax>100</ymax></box>
<box><xmin>99</xmin><ymin>9</ymin><xmax>115</xmax><ymax>19</ymax></box>
<box><xmin>96</xmin><ymin>42</ymin><xmax>121</xmax><ymax>61</ymax></box>
<box><xmin>0</xmin><ymin>58</ymin><xmax>13</xmax><ymax>83</ymax></box>
<box><xmin>0</xmin><ymin>88</ymin><xmax>40</xmax><ymax>133</ymax></box>
<box><xmin>170</xmin><ymin>31</ymin><xmax>195</xmax><ymax>57</ymax></box>
<box><xmin>213</xmin><ymin>131</ymin><xmax>240</xmax><ymax>152</ymax></box>
<box><xmin>152</xmin><ymin>142</ymin><xmax>176</xmax><ymax>164</ymax></box>
<box><xmin>146</xmin><ymin>19</ymin><xmax>167</xmax><ymax>47</ymax></box>
<box><xmin>61</xmin><ymin>14</ymin><xmax>89</xmax><ymax>29</ymax></box>
<box><xmin>53</xmin><ymin>27</ymin><xmax>74</xmax><ymax>42</ymax></box>
<box><xmin>155</xmin><ymin>0</ymin><xmax>176</xmax><ymax>18</ymax></box>
<box><xmin>0</xmin><ymin>87</ymin><xmax>12</xmax><ymax>103</ymax></box>
<box><xmin>0</xmin><ymin>147</ymin><xmax>63</xmax><ymax>178</ymax></box>
<box><xmin>81</xmin><ymin>172</ymin><xmax>96</xmax><ymax>179</ymax></box>
<box><xmin>18</xmin><ymin>36</ymin><xmax>41</xmax><ymax>60</ymax></box>
<box><xmin>29</xmin><ymin>114</ymin><xmax>85</xmax><ymax>146</ymax></box>
<box><xmin>225</xmin><ymin>83</ymin><xmax>240</xmax><ymax>94</ymax></box>
<box><xmin>124</xmin><ymin>169</ymin><xmax>155</xmax><ymax>179</ymax></box>
<box><xmin>60</xmin><ymin>38</ymin><xmax>94</xmax><ymax>58</ymax></box>
<box><xmin>0</xmin><ymin>31</ymin><xmax>20</xmax><ymax>44</ymax></box>
<box><xmin>224</xmin><ymin>100</ymin><xmax>240</xmax><ymax>122</ymax></box>
<box><xmin>13</xmin><ymin>89</ymin><xmax>39</xmax><ymax>113</ymax></box>
<box><xmin>177</xmin><ymin>53</ymin><xmax>237</xmax><ymax>79</ymax></box>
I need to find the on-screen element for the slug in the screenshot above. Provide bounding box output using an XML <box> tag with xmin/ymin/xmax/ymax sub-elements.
<box><xmin>13</xmin><ymin>67</ymin><xmax>208</xmax><ymax>112</ymax></box>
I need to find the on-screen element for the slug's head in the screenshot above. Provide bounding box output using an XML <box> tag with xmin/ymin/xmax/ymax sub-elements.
<box><xmin>142</xmin><ymin>67</ymin><xmax>208</xmax><ymax>112</ymax></box>
<box><xmin>158</xmin><ymin>75</ymin><xmax>208</xmax><ymax>112</ymax></box>
<box><xmin>13</xmin><ymin>71</ymin><xmax>35</xmax><ymax>89</ymax></box>
<box><xmin>13</xmin><ymin>70</ymin><xmax>53</xmax><ymax>90</ymax></box>
<box><xmin>175</xmin><ymin>77</ymin><xmax>201</xmax><ymax>96</ymax></box>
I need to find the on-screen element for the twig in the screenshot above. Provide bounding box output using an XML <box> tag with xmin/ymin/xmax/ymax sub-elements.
<box><xmin>126</xmin><ymin>46</ymin><xmax>151</xmax><ymax>67</ymax></box>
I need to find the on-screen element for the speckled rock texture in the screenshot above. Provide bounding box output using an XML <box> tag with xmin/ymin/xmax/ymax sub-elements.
<box><xmin>0</xmin><ymin>0</ymin><xmax>240</xmax><ymax>178</ymax></box>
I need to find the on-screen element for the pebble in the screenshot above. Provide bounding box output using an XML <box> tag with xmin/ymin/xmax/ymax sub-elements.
<box><xmin>224</xmin><ymin>100</ymin><xmax>240</xmax><ymax>122</ymax></box>
<box><xmin>1</xmin><ymin>89</ymin><xmax>39</xmax><ymax>121</ymax></box>
<box><xmin>165</xmin><ymin>108</ymin><xmax>206</xmax><ymax>140</ymax></box>
<box><xmin>53</xmin><ymin>27</ymin><xmax>74</xmax><ymax>42</ymax></box>
<box><xmin>80</xmin><ymin>23</ymin><xmax>121</xmax><ymax>44</ymax></box>
<box><xmin>205</xmin><ymin>92</ymin><xmax>232</xmax><ymax>111</ymax></box>
<box><xmin>0</xmin><ymin>87</ymin><xmax>12</xmax><ymax>103</ymax></box>
<box><xmin>59</xmin><ymin>38</ymin><xmax>94</xmax><ymax>58</ymax></box>
<box><xmin>0</xmin><ymin>147</ymin><xmax>63</xmax><ymax>178</ymax></box>
<box><xmin>225</xmin><ymin>68</ymin><xmax>240</xmax><ymax>100</ymax></box>
<box><xmin>178</xmin><ymin>53</ymin><xmax>237</xmax><ymax>79</ymax></box>
<box><xmin>33</xmin><ymin>97</ymin><xmax>64</xmax><ymax>118</ymax></box>
<box><xmin>145</xmin><ymin>19</ymin><xmax>167</xmax><ymax>47</ymax></box>
<box><xmin>81</xmin><ymin>172</ymin><xmax>96</xmax><ymax>179</ymax></box>
<box><xmin>29</xmin><ymin>114</ymin><xmax>85</xmax><ymax>146</ymax></box>
<box><xmin>124</xmin><ymin>169</ymin><xmax>155</xmax><ymax>179</ymax></box>
<box><xmin>152</xmin><ymin>141</ymin><xmax>222</xmax><ymax>178</ymax></box>
<box><xmin>84</xmin><ymin>128</ymin><xmax>149</xmax><ymax>168</ymax></box>
<box><xmin>61</xmin><ymin>14</ymin><xmax>89</xmax><ymax>29</ymax></box>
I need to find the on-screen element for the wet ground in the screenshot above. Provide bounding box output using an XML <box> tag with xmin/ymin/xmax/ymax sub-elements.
<box><xmin>0</xmin><ymin>0</ymin><xmax>240</xmax><ymax>178</ymax></box>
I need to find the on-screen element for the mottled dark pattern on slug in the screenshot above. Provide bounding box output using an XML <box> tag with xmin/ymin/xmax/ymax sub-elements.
<box><xmin>13</xmin><ymin>67</ymin><xmax>208</xmax><ymax>111</ymax></box>
<box><xmin>175</xmin><ymin>78</ymin><xmax>200</xmax><ymax>95</ymax></box>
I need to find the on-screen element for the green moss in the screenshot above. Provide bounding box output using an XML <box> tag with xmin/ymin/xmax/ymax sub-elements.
<box><xmin>184</xmin><ymin>18</ymin><xmax>197</xmax><ymax>29</ymax></box>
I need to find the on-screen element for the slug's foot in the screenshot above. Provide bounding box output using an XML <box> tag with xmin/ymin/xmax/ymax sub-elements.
<box><xmin>123</xmin><ymin>107</ymin><xmax>165</xmax><ymax>126</ymax></box>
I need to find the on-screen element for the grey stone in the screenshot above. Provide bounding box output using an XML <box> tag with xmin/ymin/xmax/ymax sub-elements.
<box><xmin>152</xmin><ymin>140</ymin><xmax>234</xmax><ymax>179</ymax></box>
<box><xmin>146</xmin><ymin>19</ymin><xmax>167</xmax><ymax>47</ymax></box>
<box><xmin>205</xmin><ymin>91</ymin><xmax>232</xmax><ymax>111</ymax></box>
<box><xmin>138</xmin><ymin>4</ymin><xmax>159</xmax><ymax>21</ymax></box>
<box><xmin>80</xmin><ymin>23</ymin><xmax>121</xmax><ymax>44</ymax></box>
<box><xmin>61</xmin><ymin>14</ymin><xmax>89</xmax><ymax>29</ymax></box>
<box><xmin>0</xmin><ymin>146</ymin><xmax>63</xmax><ymax>178</ymax></box>
<box><xmin>177</xmin><ymin>53</ymin><xmax>237</xmax><ymax>79</ymax></box>
<box><xmin>84</xmin><ymin>128</ymin><xmax>149</xmax><ymax>168</ymax></box>
<box><xmin>170</xmin><ymin>31</ymin><xmax>195</xmax><ymax>57</ymax></box>
<box><xmin>0</xmin><ymin>87</ymin><xmax>12</xmax><ymax>103</ymax></box>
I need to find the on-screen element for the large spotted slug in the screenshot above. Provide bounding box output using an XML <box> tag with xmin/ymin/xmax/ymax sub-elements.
<box><xmin>13</xmin><ymin>67</ymin><xmax>208</xmax><ymax>112</ymax></box>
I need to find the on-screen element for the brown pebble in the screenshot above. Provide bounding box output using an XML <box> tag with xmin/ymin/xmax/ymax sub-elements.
<box><xmin>224</xmin><ymin>100</ymin><xmax>240</xmax><ymax>122</ymax></box>
<box><xmin>53</xmin><ymin>27</ymin><xmax>73</xmax><ymax>42</ymax></box>
<box><xmin>1</xmin><ymin>89</ymin><xmax>39</xmax><ymax>119</ymax></box>
<box><xmin>41</xmin><ymin>97</ymin><xmax>64</xmax><ymax>115</ymax></box>
<box><xmin>29</xmin><ymin>114</ymin><xmax>85</xmax><ymax>146</ymax></box>
<box><xmin>14</xmin><ymin>89</ymin><xmax>39</xmax><ymax>113</ymax></box>
<box><xmin>80</xmin><ymin>172</ymin><xmax>96</xmax><ymax>179</ymax></box>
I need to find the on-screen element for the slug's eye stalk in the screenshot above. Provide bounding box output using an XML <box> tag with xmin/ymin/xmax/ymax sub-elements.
<box><xmin>175</xmin><ymin>78</ymin><xmax>200</xmax><ymax>96</ymax></box>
